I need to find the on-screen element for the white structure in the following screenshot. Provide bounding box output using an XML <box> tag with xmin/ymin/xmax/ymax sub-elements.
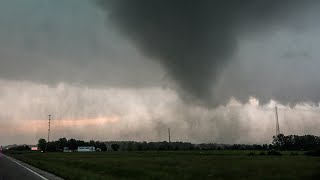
<box><xmin>31</xmin><ymin>147</ymin><xmax>39</xmax><ymax>151</ymax></box>
<box><xmin>63</xmin><ymin>147</ymin><xmax>72</xmax><ymax>152</ymax></box>
<box><xmin>77</xmin><ymin>146</ymin><xmax>95</xmax><ymax>152</ymax></box>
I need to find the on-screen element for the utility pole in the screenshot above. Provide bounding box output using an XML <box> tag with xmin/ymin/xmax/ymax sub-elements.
<box><xmin>168</xmin><ymin>128</ymin><xmax>171</xmax><ymax>143</ymax></box>
<box><xmin>275</xmin><ymin>106</ymin><xmax>280</xmax><ymax>136</ymax></box>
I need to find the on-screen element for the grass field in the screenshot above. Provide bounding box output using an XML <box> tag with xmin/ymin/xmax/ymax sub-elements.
<box><xmin>6</xmin><ymin>150</ymin><xmax>320</xmax><ymax>180</ymax></box>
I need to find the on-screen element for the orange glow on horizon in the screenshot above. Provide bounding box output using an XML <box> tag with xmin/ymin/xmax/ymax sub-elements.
<box><xmin>0</xmin><ymin>116</ymin><xmax>120</xmax><ymax>134</ymax></box>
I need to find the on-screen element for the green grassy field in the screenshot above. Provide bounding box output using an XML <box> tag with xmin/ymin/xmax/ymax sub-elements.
<box><xmin>6</xmin><ymin>151</ymin><xmax>320</xmax><ymax>180</ymax></box>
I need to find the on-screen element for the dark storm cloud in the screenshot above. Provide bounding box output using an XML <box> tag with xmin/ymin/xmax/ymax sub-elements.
<box><xmin>1</xmin><ymin>0</ymin><xmax>320</xmax><ymax>107</ymax></box>
<box><xmin>97</xmin><ymin>0</ymin><xmax>316</xmax><ymax>105</ymax></box>
<box><xmin>0</xmin><ymin>0</ymin><xmax>164</xmax><ymax>88</ymax></box>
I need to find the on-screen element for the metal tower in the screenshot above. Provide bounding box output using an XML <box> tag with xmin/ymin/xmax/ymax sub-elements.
<box><xmin>275</xmin><ymin>106</ymin><xmax>280</xmax><ymax>136</ymax></box>
<box><xmin>47</xmin><ymin>115</ymin><xmax>51</xmax><ymax>143</ymax></box>
<box><xmin>168</xmin><ymin>128</ymin><xmax>171</xmax><ymax>143</ymax></box>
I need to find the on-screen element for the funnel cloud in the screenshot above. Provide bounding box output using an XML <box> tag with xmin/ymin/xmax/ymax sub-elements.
<box><xmin>97</xmin><ymin>0</ymin><xmax>318</xmax><ymax>105</ymax></box>
<box><xmin>1</xmin><ymin>0</ymin><xmax>320</xmax><ymax>145</ymax></box>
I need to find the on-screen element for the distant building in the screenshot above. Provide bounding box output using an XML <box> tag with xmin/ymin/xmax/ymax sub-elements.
<box><xmin>31</xmin><ymin>147</ymin><xmax>39</xmax><ymax>151</ymax></box>
<box><xmin>77</xmin><ymin>146</ymin><xmax>95</xmax><ymax>152</ymax></box>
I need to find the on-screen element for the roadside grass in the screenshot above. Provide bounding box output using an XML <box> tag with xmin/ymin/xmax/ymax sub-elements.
<box><xmin>5</xmin><ymin>150</ymin><xmax>320</xmax><ymax>180</ymax></box>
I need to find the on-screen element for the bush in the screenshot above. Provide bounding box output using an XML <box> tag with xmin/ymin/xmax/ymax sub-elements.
<box><xmin>111</xmin><ymin>144</ymin><xmax>120</xmax><ymax>151</ymax></box>
<box><xmin>8</xmin><ymin>145</ymin><xmax>31</xmax><ymax>151</ymax></box>
<box><xmin>267</xmin><ymin>150</ymin><xmax>282</xmax><ymax>156</ymax></box>
<box><xmin>259</xmin><ymin>152</ymin><xmax>266</xmax><ymax>156</ymax></box>
<box><xmin>247</xmin><ymin>152</ymin><xmax>255</xmax><ymax>156</ymax></box>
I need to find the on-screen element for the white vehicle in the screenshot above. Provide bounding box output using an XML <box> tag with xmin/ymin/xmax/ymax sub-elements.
<box><xmin>77</xmin><ymin>146</ymin><xmax>95</xmax><ymax>152</ymax></box>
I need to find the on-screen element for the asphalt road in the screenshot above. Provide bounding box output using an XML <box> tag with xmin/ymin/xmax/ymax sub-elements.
<box><xmin>0</xmin><ymin>152</ymin><xmax>45</xmax><ymax>180</ymax></box>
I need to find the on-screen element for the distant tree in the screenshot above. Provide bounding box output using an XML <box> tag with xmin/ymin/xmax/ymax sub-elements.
<box><xmin>272</xmin><ymin>134</ymin><xmax>285</xmax><ymax>150</ymax></box>
<box><xmin>272</xmin><ymin>134</ymin><xmax>320</xmax><ymax>151</ymax></box>
<box><xmin>76</xmin><ymin>140</ymin><xmax>88</xmax><ymax>147</ymax></box>
<box><xmin>101</xmin><ymin>143</ymin><xmax>107</xmax><ymax>151</ymax></box>
<box><xmin>111</xmin><ymin>144</ymin><xmax>120</xmax><ymax>151</ymax></box>
<box><xmin>68</xmin><ymin>139</ymin><xmax>78</xmax><ymax>150</ymax></box>
<box><xmin>89</xmin><ymin>140</ymin><xmax>95</xmax><ymax>146</ymax></box>
<box><xmin>46</xmin><ymin>141</ymin><xmax>56</xmax><ymax>152</ymax></box>
<box><xmin>96</xmin><ymin>141</ymin><xmax>107</xmax><ymax>151</ymax></box>
<box><xmin>9</xmin><ymin>145</ymin><xmax>31</xmax><ymax>151</ymax></box>
<box><xmin>127</xmin><ymin>142</ymin><xmax>133</xmax><ymax>151</ymax></box>
<box><xmin>57</xmin><ymin>138</ymin><xmax>68</xmax><ymax>150</ymax></box>
<box><xmin>267</xmin><ymin>150</ymin><xmax>282</xmax><ymax>156</ymax></box>
<box><xmin>38</xmin><ymin>138</ymin><xmax>47</xmax><ymax>151</ymax></box>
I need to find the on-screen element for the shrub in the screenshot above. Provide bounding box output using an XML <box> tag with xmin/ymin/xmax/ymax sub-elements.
<box><xmin>267</xmin><ymin>150</ymin><xmax>282</xmax><ymax>156</ymax></box>
<box><xmin>247</xmin><ymin>152</ymin><xmax>255</xmax><ymax>156</ymax></box>
<box><xmin>259</xmin><ymin>152</ymin><xmax>266</xmax><ymax>156</ymax></box>
<box><xmin>111</xmin><ymin>144</ymin><xmax>120</xmax><ymax>151</ymax></box>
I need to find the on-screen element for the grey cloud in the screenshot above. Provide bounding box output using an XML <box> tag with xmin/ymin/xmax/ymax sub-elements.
<box><xmin>1</xmin><ymin>0</ymin><xmax>320</xmax><ymax>107</ymax></box>
<box><xmin>97</xmin><ymin>0</ymin><xmax>319</xmax><ymax>105</ymax></box>
<box><xmin>1</xmin><ymin>80</ymin><xmax>320</xmax><ymax>145</ymax></box>
<box><xmin>213</xmin><ymin>29</ymin><xmax>320</xmax><ymax>105</ymax></box>
<box><xmin>0</xmin><ymin>0</ymin><xmax>164</xmax><ymax>88</ymax></box>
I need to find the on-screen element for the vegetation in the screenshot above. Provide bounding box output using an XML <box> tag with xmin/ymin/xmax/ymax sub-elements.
<box><xmin>38</xmin><ymin>138</ymin><xmax>107</xmax><ymax>152</ymax></box>
<box><xmin>111</xmin><ymin>144</ymin><xmax>120</xmax><ymax>151</ymax></box>
<box><xmin>3</xmin><ymin>135</ymin><xmax>319</xmax><ymax>179</ymax></box>
<box><xmin>5</xmin><ymin>145</ymin><xmax>31</xmax><ymax>151</ymax></box>
<box><xmin>272</xmin><ymin>134</ymin><xmax>320</xmax><ymax>150</ymax></box>
<box><xmin>267</xmin><ymin>150</ymin><xmax>282</xmax><ymax>156</ymax></box>
<box><xmin>35</xmin><ymin>134</ymin><xmax>320</xmax><ymax>153</ymax></box>
<box><xmin>5</xmin><ymin>150</ymin><xmax>320</xmax><ymax>180</ymax></box>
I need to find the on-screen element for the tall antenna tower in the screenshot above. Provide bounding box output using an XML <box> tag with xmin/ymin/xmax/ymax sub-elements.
<box><xmin>168</xmin><ymin>128</ymin><xmax>171</xmax><ymax>143</ymax></box>
<box><xmin>47</xmin><ymin>115</ymin><xmax>51</xmax><ymax>143</ymax></box>
<box><xmin>275</xmin><ymin>106</ymin><xmax>280</xmax><ymax>136</ymax></box>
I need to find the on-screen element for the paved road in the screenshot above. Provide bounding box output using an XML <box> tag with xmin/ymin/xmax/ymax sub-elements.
<box><xmin>0</xmin><ymin>152</ymin><xmax>45</xmax><ymax>180</ymax></box>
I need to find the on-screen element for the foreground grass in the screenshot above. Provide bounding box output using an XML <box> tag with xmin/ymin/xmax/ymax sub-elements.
<box><xmin>6</xmin><ymin>150</ymin><xmax>320</xmax><ymax>180</ymax></box>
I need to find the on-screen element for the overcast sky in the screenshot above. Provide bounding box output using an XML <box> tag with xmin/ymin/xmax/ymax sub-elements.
<box><xmin>1</xmin><ymin>0</ymin><xmax>320</xmax><ymax>145</ymax></box>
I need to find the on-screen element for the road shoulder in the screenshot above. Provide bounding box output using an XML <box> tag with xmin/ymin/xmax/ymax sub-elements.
<box><xmin>3</xmin><ymin>154</ymin><xmax>64</xmax><ymax>180</ymax></box>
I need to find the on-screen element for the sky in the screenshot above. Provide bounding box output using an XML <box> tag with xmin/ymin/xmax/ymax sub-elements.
<box><xmin>1</xmin><ymin>0</ymin><xmax>320</xmax><ymax>145</ymax></box>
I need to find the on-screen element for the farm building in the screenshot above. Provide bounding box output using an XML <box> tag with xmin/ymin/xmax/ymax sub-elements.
<box><xmin>77</xmin><ymin>146</ymin><xmax>95</xmax><ymax>152</ymax></box>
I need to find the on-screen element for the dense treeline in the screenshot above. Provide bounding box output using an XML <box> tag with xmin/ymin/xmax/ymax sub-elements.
<box><xmin>38</xmin><ymin>138</ymin><xmax>107</xmax><ymax>152</ymax></box>
<box><xmin>114</xmin><ymin>141</ymin><xmax>195</xmax><ymax>151</ymax></box>
<box><xmin>7</xmin><ymin>145</ymin><xmax>31</xmax><ymax>151</ymax></box>
<box><xmin>102</xmin><ymin>141</ymin><xmax>270</xmax><ymax>151</ymax></box>
<box><xmin>272</xmin><ymin>134</ymin><xmax>320</xmax><ymax>151</ymax></box>
<box><xmin>3</xmin><ymin>134</ymin><xmax>319</xmax><ymax>154</ymax></box>
<box><xmin>32</xmin><ymin>134</ymin><xmax>319</xmax><ymax>152</ymax></box>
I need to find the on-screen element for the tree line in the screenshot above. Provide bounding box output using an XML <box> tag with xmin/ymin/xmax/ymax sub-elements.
<box><xmin>37</xmin><ymin>134</ymin><xmax>320</xmax><ymax>152</ymax></box>
<box><xmin>4</xmin><ymin>134</ymin><xmax>317</xmax><ymax>152</ymax></box>
<box><xmin>272</xmin><ymin>134</ymin><xmax>320</xmax><ymax>151</ymax></box>
<box><xmin>37</xmin><ymin>138</ymin><xmax>109</xmax><ymax>152</ymax></box>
